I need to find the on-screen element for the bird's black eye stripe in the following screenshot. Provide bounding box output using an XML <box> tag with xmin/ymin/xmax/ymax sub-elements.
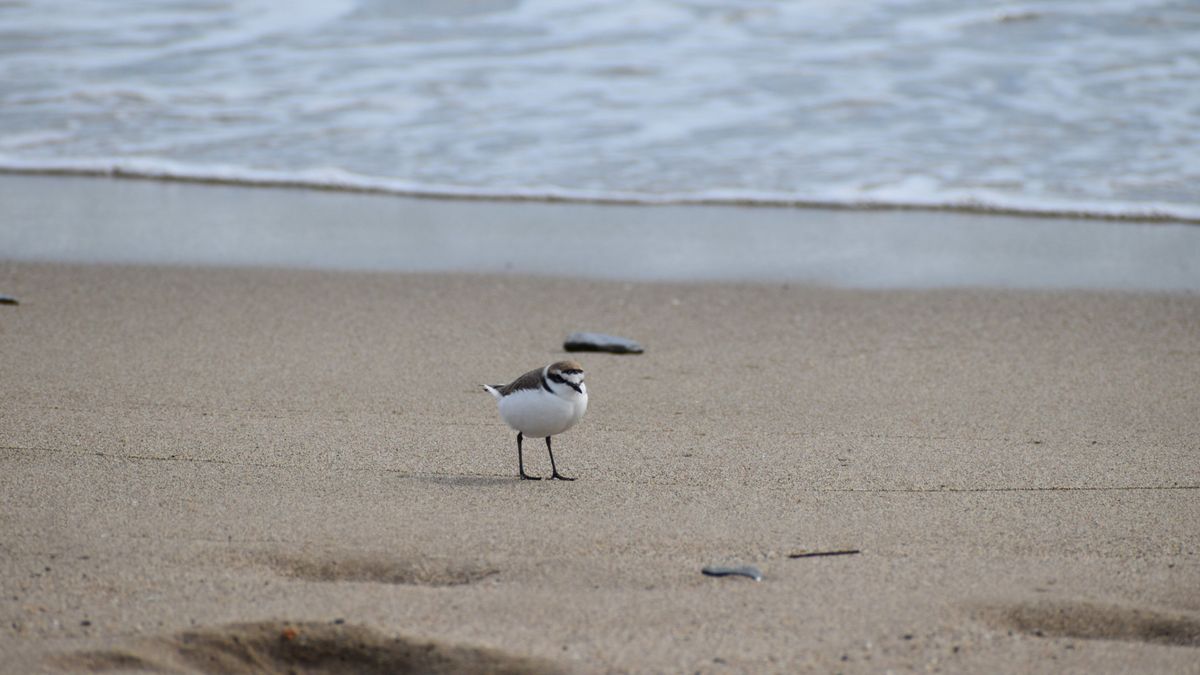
<box><xmin>548</xmin><ymin>372</ymin><xmax>584</xmax><ymax>394</ymax></box>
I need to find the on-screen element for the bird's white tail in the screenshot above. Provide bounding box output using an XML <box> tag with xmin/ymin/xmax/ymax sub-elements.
<box><xmin>482</xmin><ymin>384</ymin><xmax>502</xmax><ymax>400</ymax></box>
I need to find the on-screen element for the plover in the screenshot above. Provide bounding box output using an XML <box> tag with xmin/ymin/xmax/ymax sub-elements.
<box><xmin>483</xmin><ymin>360</ymin><xmax>588</xmax><ymax>480</ymax></box>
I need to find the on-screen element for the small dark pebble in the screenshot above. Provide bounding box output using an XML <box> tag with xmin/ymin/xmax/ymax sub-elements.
<box><xmin>81</xmin><ymin>620</ymin><xmax>91</xmax><ymax>627</ymax></box>
<box><xmin>332</xmin><ymin>618</ymin><xmax>345</xmax><ymax>625</ymax></box>
<box><xmin>701</xmin><ymin>565</ymin><xmax>762</xmax><ymax>581</ymax></box>
<box><xmin>0</xmin><ymin>295</ymin><xmax>18</xmax><ymax>306</ymax></box>
<box><xmin>563</xmin><ymin>332</ymin><xmax>644</xmax><ymax>354</ymax></box>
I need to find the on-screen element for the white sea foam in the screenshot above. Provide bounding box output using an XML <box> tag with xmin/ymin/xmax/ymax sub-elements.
<box><xmin>0</xmin><ymin>0</ymin><xmax>1197</xmax><ymax>221</ymax></box>
<box><xmin>4</xmin><ymin>155</ymin><xmax>1195</xmax><ymax>223</ymax></box>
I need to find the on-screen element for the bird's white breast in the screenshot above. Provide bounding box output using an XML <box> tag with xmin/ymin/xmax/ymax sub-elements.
<box><xmin>497</xmin><ymin>387</ymin><xmax>588</xmax><ymax>438</ymax></box>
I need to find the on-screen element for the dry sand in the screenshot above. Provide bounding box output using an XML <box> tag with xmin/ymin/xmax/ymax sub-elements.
<box><xmin>1</xmin><ymin>260</ymin><xmax>1198</xmax><ymax>673</ymax></box>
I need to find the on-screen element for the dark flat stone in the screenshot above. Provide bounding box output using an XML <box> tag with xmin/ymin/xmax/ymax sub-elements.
<box><xmin>701</xmin><ymin>565</ymin><xmax>763</xmax><ymax>581</ymax></box>
<box><xmin>563</xmin><ymin>332</ymin><xmax>643</xmax><ymax>354</ymax></box>
<box><xmin>0</xmin><ymin>295</ymin><xmax>18</xmax><ymax>306</ymax></box>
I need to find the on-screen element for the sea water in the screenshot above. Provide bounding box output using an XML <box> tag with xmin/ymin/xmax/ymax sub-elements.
<box><xmin>0</xmin><ymin>0</ymin><xmax>1198</xmax><ymax>221</ymax></box>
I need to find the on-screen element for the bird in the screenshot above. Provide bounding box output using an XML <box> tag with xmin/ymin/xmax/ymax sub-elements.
<box><xmin>483</xmin><ymin>360</ymin><xmax>588</xmax><ymax>480</ymax></box>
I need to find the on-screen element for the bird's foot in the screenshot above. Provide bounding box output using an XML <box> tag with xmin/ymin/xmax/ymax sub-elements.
<box><xmin>550</xmin><ymin>472</ymin><xmax>575</xmax><ymax>481</ymax></box>
<box><xmin>520</xmin><ymin>472</ymin><xmax>542</xmax><ymax>481</ymax></box>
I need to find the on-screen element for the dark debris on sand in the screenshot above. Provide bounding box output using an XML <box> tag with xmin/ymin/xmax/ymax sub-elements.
<box><xmin>57</xmin><ymin>620</ymin><xmax>567</xmax><ymax>675</ymax></box>
<box><xmin>563</xmin><ymin>332</ymin><xmax>643</xmax><ymax>354</ymax></box>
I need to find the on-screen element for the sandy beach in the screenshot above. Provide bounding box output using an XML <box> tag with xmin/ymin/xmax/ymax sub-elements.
<box><xmin>2</xmin><ymin>177</ymin><xmax>1199</xmax><ymax>673</ymax></box>
<box><xmin>4</xmin><ymin>0</ymin><xmax>1199</xmax><ymax>667</ymax></box>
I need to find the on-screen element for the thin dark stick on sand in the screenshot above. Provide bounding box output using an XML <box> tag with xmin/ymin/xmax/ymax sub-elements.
<box><xmin>787</xmin><ymin>549</ymin><xmax>861</xmax><ymax>559</ymax></box>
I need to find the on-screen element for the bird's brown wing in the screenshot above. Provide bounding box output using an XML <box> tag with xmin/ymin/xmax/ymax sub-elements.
<box><xmin>498</xmin><ymin>367</ymin><xmax>546</xmax><ymax>396</ymax></box>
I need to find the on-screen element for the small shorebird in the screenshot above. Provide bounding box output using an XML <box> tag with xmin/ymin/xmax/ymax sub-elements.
<box><xmin>483</xmin><ymin>360</ymin><xmax>588</xmax><ymax>480</ymax></box>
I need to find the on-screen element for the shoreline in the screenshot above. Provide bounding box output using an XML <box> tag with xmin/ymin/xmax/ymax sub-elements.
<box><xmin>2</xmin><ymin>165</ymin><xmax>1198</xmax><ymax>226</ymax></box>
<box><xmin>2</xmin><ymin>173</ymin><xmax>1199</xmax><ymax>291</ymax></box>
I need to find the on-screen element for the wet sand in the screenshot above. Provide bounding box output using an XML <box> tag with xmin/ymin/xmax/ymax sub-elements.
<box><xmin>1</xmin><ymin>257</ymin><xmax>1198</xmax><ymax>673</ymax></box>
<box><xmin>3</xmin><ymin>173</ymin><xmax>1199</xmax><ymax>290</ymax></box>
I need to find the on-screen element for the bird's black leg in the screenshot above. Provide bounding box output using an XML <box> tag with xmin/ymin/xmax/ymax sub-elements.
<box><xmin>546</xmin><ymin>436</ymin><xmax>575</xmax><ymax>481</ymax></box>
<box><xmin>518</xmin><ymin>432</ymin><xmax>540</xmax><ymax>480</ymax></box>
